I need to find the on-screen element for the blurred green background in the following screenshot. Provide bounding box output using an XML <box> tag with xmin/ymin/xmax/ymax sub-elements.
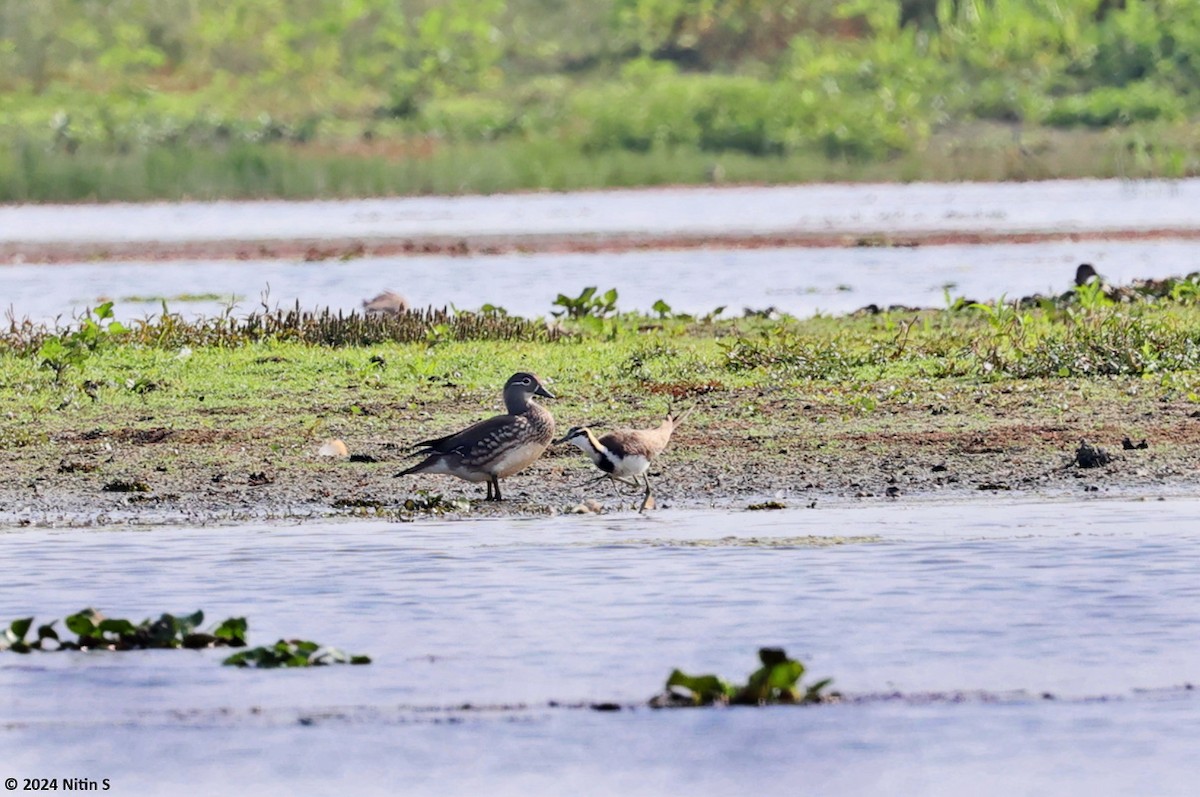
<box><xmin>2</xmin><ymin>0</ymin><xmax>1199</xmax><ymax>201</ymax></box>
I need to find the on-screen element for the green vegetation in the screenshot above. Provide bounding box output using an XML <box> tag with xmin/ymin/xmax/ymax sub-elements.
<box><xmin>652</xmin><ymin>647</ymin><xmax>834</xmax><ymax>707</ymax></box>
<box><xmin>0</xmin><ymin>609</ymin><xmax>247</xmax><ymax>652</ymax></box>
<box><xmin>3</xmin><ymin>0</ymin><xmax>1200</xmax><ymax>202</ymax></box>
<box><xmin>8</xmin><ymin>276</ymin><xmax>1200</xmax><ymax>395</ymax></box>
<box><xmin>2</xmin><ymin>609</ymin><xmax>370</xmax><ymax>667</ymax></box>
<box><xmin>223</xmin><ymin>640</ymin><xmax>372</xmax><ymax>668</ymax></box>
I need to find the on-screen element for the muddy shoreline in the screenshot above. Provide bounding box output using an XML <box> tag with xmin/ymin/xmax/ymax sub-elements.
<box><xmin>6</xmin><ymin>226</ymin><xmax>1200</xmax><ymax>266</ymax></box>
<box><xmin>4</xmin><ymin>384</ymin><xmax>1198</xmax><ymax>527</ymax></box>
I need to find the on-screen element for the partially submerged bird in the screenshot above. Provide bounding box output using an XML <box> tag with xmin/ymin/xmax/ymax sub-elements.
<box><xmin>395</xmin><ymin>372</ymin><xmax>555</xmax><ymax>500</ymax></box>
<box><xmin>362</xmin><ymin>290</ymin><xmax>409</xmax><ymax>316</ymax></box>
<box><xmin>1074</xmin><ymin>263</ymin><xmax>1101</xmax><ymax>287</ymax></box>
<box><xmin>555</xmin><ymin>408</ymin><xmax>689</xmax><ymax>513</ymax></box>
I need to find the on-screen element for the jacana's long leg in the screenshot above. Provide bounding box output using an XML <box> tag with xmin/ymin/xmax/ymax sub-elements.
<box><xmin>637</xmin><ymin>474</ymin><xmax>653</xmax><ymax>514</ymax></box>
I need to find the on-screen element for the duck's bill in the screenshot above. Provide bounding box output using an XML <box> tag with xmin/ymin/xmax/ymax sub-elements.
<box><xmin>535</xmin><ymin>385</ymin><xmax>555</xmax><ymax>399</ymax></box>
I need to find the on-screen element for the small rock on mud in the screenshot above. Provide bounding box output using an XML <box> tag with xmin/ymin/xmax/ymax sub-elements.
<box><xmin>318</xmin><ymin>439</ymin><xmax>350</xmax><ymax>458</ymax></box>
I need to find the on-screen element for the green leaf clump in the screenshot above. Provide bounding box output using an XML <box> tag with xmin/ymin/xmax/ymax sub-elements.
<box><xmin>2</xmin><ymin>608</ymin><xmax>247</xmax><ymax>652</ymax></box>
<box><xmin>2</xmin><ymin>610</ymin><xmax>370</xmax><ymax>672</ymax></box>
<box><xmin>653</xmin><ymin>647</ymin><xmax>834</xmax><ymax>708</ymax></box>
<box><xmin>223</xmin><ymin>640</ymin><xmax>371</xmax><ymax>668</ymax></box>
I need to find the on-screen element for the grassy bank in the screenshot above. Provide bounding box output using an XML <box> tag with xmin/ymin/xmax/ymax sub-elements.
<box><xmin>6</xmin><ymin>122</ymin><xmax>1199</xmax><ymax>203</ymax></box>
<box><xmin>3</xmin><ymin>0</ymin><xmax>1200</xmax><ymax>201</ymax></box>
<box><xmin>3</xmin><ymin>280</ymin><xmax>1200</xmax><ymax>522</ymax></box>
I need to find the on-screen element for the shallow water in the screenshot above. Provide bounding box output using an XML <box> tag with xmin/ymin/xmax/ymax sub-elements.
<box><xmin>3</xmin><ymin>179</ymin><xmax>1199</xmax><ymax>245</ymax></box>
<box><xmin>2</xmin><ymin>497</ymin><xmax>1198</xmax><ymax>795</ymax></box>
<box><xmin>5</xmin><ymin>179</ymin><xmax>1200</xmax><ymax>323</ymax></box>
<box><xmin>5</xmin><ymin>238</ymin><xmax>1200</xmax><ymax>323</ymax></box>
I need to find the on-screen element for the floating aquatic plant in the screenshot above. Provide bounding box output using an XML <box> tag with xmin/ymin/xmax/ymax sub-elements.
<box><xmin>1</xmin><ymin>609</ymin><xmax>370</xmax><ymax>669</ymax></box>
<box><xmin>223</xmin><ymin>640</ymin><xmax>371</xmax><ymax>668</ymax></box>
<box><xmin>0</xmin><ymin>609</ymin><xmax>247</xmax><ymax>652</ymax></box>
<box><xmin>651</xmin><ymin>647</ymin><xmax>834</xmax><ymax>707</ymax></box>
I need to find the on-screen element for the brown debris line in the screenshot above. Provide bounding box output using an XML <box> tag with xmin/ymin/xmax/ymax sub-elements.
<box><xmin>819</xmin><ymin>420</ymin><xmax>1200</xmax><ymax>450</ymax></box>
<box><xmin>6</xmin><ymin>226</ymin><xmax>1200</xmax><ymax>265</ymax></box>
<box><xmin>54</xmin><ymin>427</ymin><xmax>242</xmax><ymax>445</ymax></box>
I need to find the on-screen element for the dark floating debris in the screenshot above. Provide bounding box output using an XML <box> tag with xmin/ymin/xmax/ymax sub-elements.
<box><xmin>649</xmin><ymin>647</ymin><xmax>835</xmax><ymax>708</ymax></box>
<box><xmin>747</xmin><ymin>500</ymin><xmax>787</xmax><ymax>511</ymax></box>
<box><xmin>1074</xmin><ymin>440</ymin><xmax>1113</xmax><ymax>468</ymax></box>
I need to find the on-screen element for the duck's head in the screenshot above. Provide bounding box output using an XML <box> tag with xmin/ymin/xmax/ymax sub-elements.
<box><xmin>503</xmin><ymin>373</ymin><xmax>554</xmax><ymax>412</ymax></box>
<box><xmin>507</xmin><ymin>372</ymin><xmax>554</xmax><ymax>398</ymax></box>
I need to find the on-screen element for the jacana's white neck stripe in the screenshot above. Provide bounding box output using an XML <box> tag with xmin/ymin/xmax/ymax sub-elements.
<box><xmin>570</xmin><ymin>430</ymin><xmax>617</xmax><ymax>468</ymax></box>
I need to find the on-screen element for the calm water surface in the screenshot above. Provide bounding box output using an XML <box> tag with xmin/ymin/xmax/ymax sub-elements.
<box><xmin>2</xmin><ymin>497</ymin><xmax>1198</xmax><ymax>796</ymax></box>
<box><xmin>4</xmin><ymin>179</ymin><xmax>1200</xmax><ymax>323</ymax></box>
<box><xmin>3</xmin><ymin>179</ymin><xmax>1198</xmax><ymax>244</ymax></box>
<box><xmin>5</xmin><ymin>238</ymin><xmax>1200</xmax><ymax>323</ymax></box>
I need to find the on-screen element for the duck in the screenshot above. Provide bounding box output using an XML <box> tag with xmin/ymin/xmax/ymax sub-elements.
<box><xmin>395</xmin><ymin>372</ymin><xmax>555</xmax><ymax>501</ymax></box>
<box><xmin>555</xmin><ymin>407</ymin><xmax>689</xmax><ymax>513</ymax></box>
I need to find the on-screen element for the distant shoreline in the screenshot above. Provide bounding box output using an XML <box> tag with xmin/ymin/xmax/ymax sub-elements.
<box><xmin>5</xmin><ymin>226</ymin><xmax>1200</xmax><ymax>266</ymax></box>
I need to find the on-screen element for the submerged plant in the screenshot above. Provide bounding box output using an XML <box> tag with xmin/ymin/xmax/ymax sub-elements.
<box><xmin>651</xmin><ymin>647</ymin><xmax>834</xmax><ymax>707</ymax></box>
<box><xmin>223</xmin><ymin>640</ymin><xmax>371</xmax><ymax>668</ymax></box>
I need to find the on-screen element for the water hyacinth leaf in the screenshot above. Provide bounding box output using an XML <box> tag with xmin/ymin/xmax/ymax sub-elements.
<box><xmin>666</xmin><ymin>669</ymin><xmax>731</xmax><ymax>704</ymax></box>
<box><xmin>213</xmin><ymin>617</ymin><xmax>248</xmax><ymax>644</ymax></box>
<box><xmin>656</xmin><ymin>648</ymin><xmax>832</xmax><ymax>708</ymax></box>
<box><xmin>143</xmin><ymin>615</ymin><xmax>181</xmax><ymax>646</ymax></box>
<box><xmin>2</xmin><ymin>618</ymin><xmax>35</xmax><ymax>651</ymax></box>
<box><xmin>290</xmin><ymin>640</ymin><xmax>320</xmax><ymax>656</ymax></box>
<box><xmin>9</xmin><ymin>617</ymin><xmax>33</xmax><ymax>642</ymax></box>
<box><xmin>65</xmin><ymin>608</ymin><xmax>101</xmax><ymax>637</ymax></box>
<box><xmin>223</xmin><ymin>639</ymin><xmax>373</xmax><ymax>669</ymax></box>
<box><xmin>177</xmin><ymin>610</ymin><xmax>205</xmax><ymax>635</ymax></box>
<box><xmin>36</xmin><ymin>621</ymin><xmax>59</xmax><ymax>642</ymax></box>
<box><xmin>804</xmin><ymin>678</ymin><xmax>834</xmax><ymax>702</ymax></box>
<box><xmin>97</xmin><ymin>618</ymin><xmax>138</xmax><ymax>637</ymax></box>
<box><xmin>766</xmin><ymin>660</ymin><xmax>806</xmax><ymax>692</ymax></box>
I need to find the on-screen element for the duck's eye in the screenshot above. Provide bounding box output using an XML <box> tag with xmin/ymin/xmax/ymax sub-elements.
<box><xmin>521</xmin><ymin>377</ymin><xmax>532</xmax><ymax>385</ymax></box>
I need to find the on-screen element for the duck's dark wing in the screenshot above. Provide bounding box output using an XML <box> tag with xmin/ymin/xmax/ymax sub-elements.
<box><xmin>410</xmin><ymin>414</ymin><xmax>517</xmax><ymax>457</ymax></box>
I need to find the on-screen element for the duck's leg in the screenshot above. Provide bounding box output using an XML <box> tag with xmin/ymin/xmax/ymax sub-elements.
<box><xmin>491</xmin><ymin>476</ymin><xmax>503</xmax><ymax>501</ymax></box>
<box><xmin>485</xmin><ymin>479</ymin><xmax>495</xmax><ymax>501</ymax></box>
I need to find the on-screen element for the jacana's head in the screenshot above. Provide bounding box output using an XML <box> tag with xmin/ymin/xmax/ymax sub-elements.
<box><xmin>552</xmin><ymin>425</ymin><xmax>591</xmax><ymax>446</ymax></box>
